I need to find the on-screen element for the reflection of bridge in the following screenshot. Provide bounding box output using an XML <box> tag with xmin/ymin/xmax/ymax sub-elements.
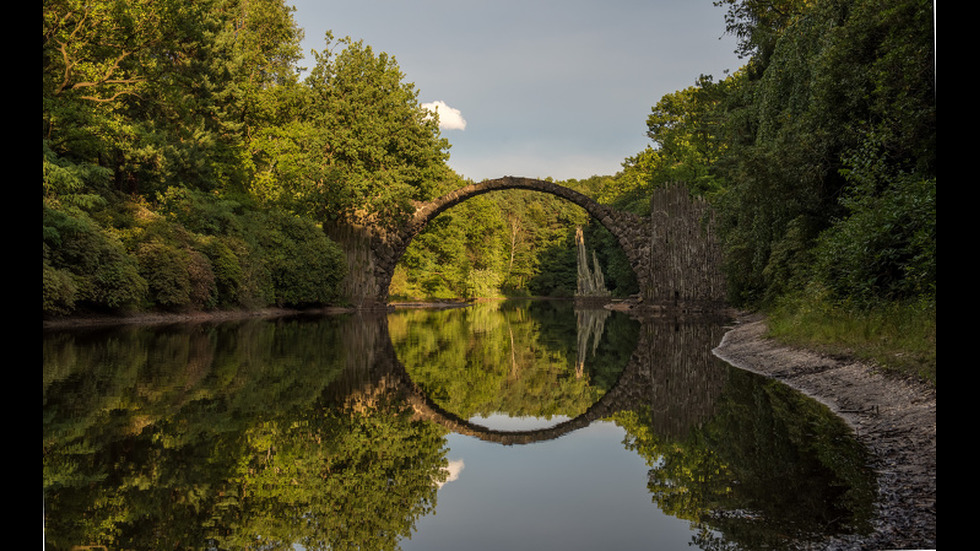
<box><xmin>324</xmin><ymin>177</ymin><xmax>726</xmax><ymax>309</ymax></box>
<box><xmin>332</xmin><ymin>311</ymin><xmax>734</xmax><ymax>445</ymax></box>
<box><xmin>395</xmin><ymin>325</ymin><xmax>647</xmax><ymax>445</ymax></box>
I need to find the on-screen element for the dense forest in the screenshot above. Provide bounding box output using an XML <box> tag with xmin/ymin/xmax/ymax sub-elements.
<box><xmin>43</xmin><ymin>0</ymin><xmax>935</xmax><ymax>359</ymax></box>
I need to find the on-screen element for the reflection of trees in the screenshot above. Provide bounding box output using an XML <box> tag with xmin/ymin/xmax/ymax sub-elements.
<box><xmin>220</xmin><ymin>400</ymin><xmax>446</xmax><ymax>551</ymax></box>
<box><xmin>42</xmin><ymin>317</ymin><xmax>448</xmax><ymax>551</ymax></box>
<box><xmin>611</xmin><ymin>318</ymin><xmax>876</xmax><ymax>550</ymax></box>
<box><xmin>43</xmin><ymin>306</ymin><xmax>878</xmax><ymax>551</ymax></box>
<box><xmin>388</xmin><ymin>300</ymin><xmax>634</xmax><ymax>422</ymax></box>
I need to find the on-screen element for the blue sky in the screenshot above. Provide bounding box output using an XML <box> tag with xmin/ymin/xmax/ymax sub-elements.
<box><xmin>289</xmin><ymin>0</ymin><xmax>744</xmax><ymax>182</ymax></box>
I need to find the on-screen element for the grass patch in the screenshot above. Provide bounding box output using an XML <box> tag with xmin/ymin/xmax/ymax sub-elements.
<box><xmin>766</xmin><ymin>289</ymin><xmax>936</xmax><ymax>386</ymax></box>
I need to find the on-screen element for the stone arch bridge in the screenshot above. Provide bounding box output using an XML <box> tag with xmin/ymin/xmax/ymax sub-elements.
<box><xmin>324</xmin><ymin>176</ymin><xmax>725</xmax><ymax>309</ymax></box>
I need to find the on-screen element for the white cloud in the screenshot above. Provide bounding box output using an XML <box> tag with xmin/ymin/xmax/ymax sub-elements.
<box><xmin>422</xmin><ymin>100</ymin><xmax>467</xmax><ymax>131</ymax></box>
<box><xmin>437</xmin><ymin>459</ymin><xmax>464</xmax><ymax>487</ymax></box>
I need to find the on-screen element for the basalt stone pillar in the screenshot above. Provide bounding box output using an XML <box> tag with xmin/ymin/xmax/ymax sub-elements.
<box><xmin>645</xmin><ymin>184</ymin><xmax>727</xmax><ymax>309</ymax></box>
<box><xmin>323</xmin><ymin>221</ymin><xmax>391</xmax><ymax>309</ymax></box>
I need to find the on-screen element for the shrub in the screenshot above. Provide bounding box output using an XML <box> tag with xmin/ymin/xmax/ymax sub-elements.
<box><xmin>199</xmin><ymin>235</ymin><xmax>254</xmax><ymax>308</ymax></box>
<box><xmin>43</xmin><ymin>189</ymin><xmax>350</xmax><ymax>315</ymax></box>
<box><xmin>42</xmin><ymin>260</ymin><xmax>78</xmax><ymax>316</ymax></box>
<box><xmin>812</xmin><ymin>173</ymin><xmax>935</xmax><ymax>305</ymax></box>
<box><xmin>252</xmin><ymin>212</ymin><xmax>347</xmax><ymax>307</ymax></box>
<box><xmin>43</xmin><ymin>206</ymin><xmax>148</xmax><ymax>315</ymax></box>
<box><xmin>136</xmin><ymin>241</ymin><xmax>218</xmax><ymax>311</ymax></box>
<box><xmin>156</xmin><ymin>187</ymin><xmax>246</xmax><ymax>236</ymax></box>
<box><xmin>465</xmin><ymin>269</ymin><xmax>503</xmax><ymax>299</ymax></box>
<box><xmin>136</xmin><ymin>242</ymin><xmax>194</xmax><ymax>309</ymax></box>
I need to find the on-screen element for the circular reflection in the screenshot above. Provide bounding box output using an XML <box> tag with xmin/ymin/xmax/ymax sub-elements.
<box><xmin>387</xmin><ymin>300</ymin><xmax>639</xmax><ymax>444</ymax></box>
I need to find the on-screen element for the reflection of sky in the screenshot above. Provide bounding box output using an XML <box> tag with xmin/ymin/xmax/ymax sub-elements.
<box><xmin>439</xmin><ymin>459</ymin><xmax>465</xmax><ymax>488</ymax></box>
<box><xmin>470</xmin><ymin>413</ymin><xmax>572</xmax><ymax>431</ymax></box>
<box><xmin>407</xmin><ymin>419</ymin><xmax>694</xmax><ymax>550</ymax></box>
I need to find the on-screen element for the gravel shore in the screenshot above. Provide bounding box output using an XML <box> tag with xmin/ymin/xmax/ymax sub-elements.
<box><xmin>712</xmin><ymin>314</ymin><xmax>936</xmax><ymax>550</ymax></box>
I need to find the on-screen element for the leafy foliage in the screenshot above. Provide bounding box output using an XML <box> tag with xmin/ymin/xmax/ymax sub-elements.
<box><xmin>746</xmin><ymin>0</ymin><xmax>931</xmax><ymax>306</ymax></box>
<box><xmin>43</xmin><ymin>315</ymin><xmax>448</xmax><ymax>549</ymax></box>
<box><xmin>43</xmin><ymin>204</ymin><xmax>148</xmax><ymax>313</ymax></box>
<box><xmin>390</xmin><ymin>185</ymin><xmax>626</xmax><ymax>301</ymax></box>
<box><xmin>254</xmin><ymin>211</ymin><xmax>348</xmax><ymax>307</ymax></box>
<box><xmin>251</xmin><ymin>35</ymin><xmax>454</xmax><ymax>226</ymax></box>
<box><xmin>43</xmin><ymin>0</ymin><xmax>451</xmax><ymax>316</ymax></box>
<box><xmin>813</xmin><ymin>157</ymin><xmax>936</xmax><ymax>304</ymax></box>
<box><xmin>601</xmin><ymin>0</ymin><xmax>935</xmax><ymax>310</ymax></box>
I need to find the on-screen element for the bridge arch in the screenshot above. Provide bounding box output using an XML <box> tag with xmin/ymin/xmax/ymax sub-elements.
<box><xmin>326</xmin><ymin>177</ymin><xmax>724</xmax><ymax>309</ymax></box>
<box><xmin>376</xmin><ymin>176</ymin><xmax>650</xmax><ymax>305</ymax></box>
<box><xmin>395</xmin><ymin>358</ymin><xmax>636</xmax><ymax>446</ymax></box>
<box><xmin>407</xmin><ymin>176</ymin><xmax>632</xmax><ymax>240</ymax></box>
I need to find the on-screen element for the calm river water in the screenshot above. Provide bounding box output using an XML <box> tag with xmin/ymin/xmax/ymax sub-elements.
<box><xmin>42</xmin><ymin>300</ymin><xmax>876</xmax><ymax>550</ymax></box>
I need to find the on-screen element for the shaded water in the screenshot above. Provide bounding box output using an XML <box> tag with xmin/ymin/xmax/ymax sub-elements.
<box><xmin>42</xmin><ymin>300</ymin><xmax>876</xmax><ymax>550</ymax></box>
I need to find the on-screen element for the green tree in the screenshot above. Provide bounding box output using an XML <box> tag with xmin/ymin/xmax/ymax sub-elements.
<box><xmin>598</xmin><ymin>71</ymin><xmax>743</xmax><ymax>222</ymax></box>
<box><xmin>250</xmin><ymin>35</ymin><xmax>453</xmax><ymax>226</ymax></box>
<box><xmin>713</xmin><ymin>0</ymin><xmax>813</xmax><ymax>66</ymax></box>
<box><xmin>811</xmin><ymin>140</ymin><xmax>936</xmax><ymax>304</ymax></box>
<box><xmin>713</xmin><ymin>0</ymin><xmax>935</xmax><ymax>306</ymax></box>
<box><xmin>45</xmin><ymin>1</ymin><xmax>442</xmax><ymax>316</ymax></box>
<box><xmin>644</xmin><ymin>74</ymin><xmax>737</xmax><ymax>196</ymax></box>
<box><xmin>42</xmin><ymin>0</ymin><xmax>264</xmax><ymax>197</ymax></box>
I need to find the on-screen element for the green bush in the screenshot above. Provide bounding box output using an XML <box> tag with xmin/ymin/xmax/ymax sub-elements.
<box><xmin>137</xmin><ymin>241</ymin><xmax>191</xmax><ymax>308</ymax></box>
<box><xmin>144</xmin><ymin>191</ymin><xmax>352</xmax><ymax>310</ymax></box>
<box><xmin>44</xmin><ymin>182</ymin><xmax>351</xmax><ymax>316</ymax></box>
<box><xmin>197</xmin><ymin>236</ymin><xmax>246</xmax><ymax>308</ymax></box>
<box><xmin>812</xmin><ymin>172</ymin><xmax>935</xmax><ymax>305</ymax></box>
<box><xmin>253</xmin><ymin>212</ymin><xmax>347</xmax><ymax>307</ymax></box>
<box><xmin>43</xmin><ymin>206</ymin><xmax>148</xmax><ymax>315</ymax></box>
<box><xmin>42</xmin><ymin>260</ymin><xmax>78</xmax><ymax>316</ymax></box>
<box><xmin>85</xmin><ymin>247</ymin><xmax>148</xmax><ymax>309</ymax></box>
<box><xmin>156</xmin><ymin>187</ymin><xmax>247</xmax><ymax>237</ymax></box>
<box><xmin>465</xmin><ymin>269</ymin><xmax>503</xmax><ymax>299</ymax></box>
<box><xmin>130</xmin><ymin>212</ymin><xmax>224</xmax><ymax>311</ymax></box>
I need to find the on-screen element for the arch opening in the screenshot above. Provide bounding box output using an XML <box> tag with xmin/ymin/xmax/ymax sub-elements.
<box><xmin>385</xmin><ymin>177</ymin><xmax>644</xmax><ymax>303</ymax></box>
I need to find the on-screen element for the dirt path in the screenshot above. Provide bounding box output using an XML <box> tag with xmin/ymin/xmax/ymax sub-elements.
<box><xmin>712</xmin><ymin>314</ymin><xmax>936</xmax><ymax>550</ymax></box>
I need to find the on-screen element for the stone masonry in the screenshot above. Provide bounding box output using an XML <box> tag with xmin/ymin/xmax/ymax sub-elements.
<box><xmin>325</xmin><ymin>176</ymin><xmax>725</xmax><ymax>309</ymax></box>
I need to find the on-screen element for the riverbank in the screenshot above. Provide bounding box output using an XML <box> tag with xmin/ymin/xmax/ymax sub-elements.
<box><xmin>713</xmin><ymin>314</ymin><xmax>936</xmax><ymax>551</ymax></box>
<box><xmin>41</xmin><ymin>301</ymin><xmax>474</xmax><ymax>329</ymax></box>
<box><xmin>42</xmin><ymin>306</ymin><xmax>358</xmax><ymax>329</ymax></box>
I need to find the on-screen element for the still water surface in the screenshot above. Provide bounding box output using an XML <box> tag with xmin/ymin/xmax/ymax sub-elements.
<box><xmin>43</xmin><ymin>300</ymin><xmax>876</xmax><ymax>550</ymax></box>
